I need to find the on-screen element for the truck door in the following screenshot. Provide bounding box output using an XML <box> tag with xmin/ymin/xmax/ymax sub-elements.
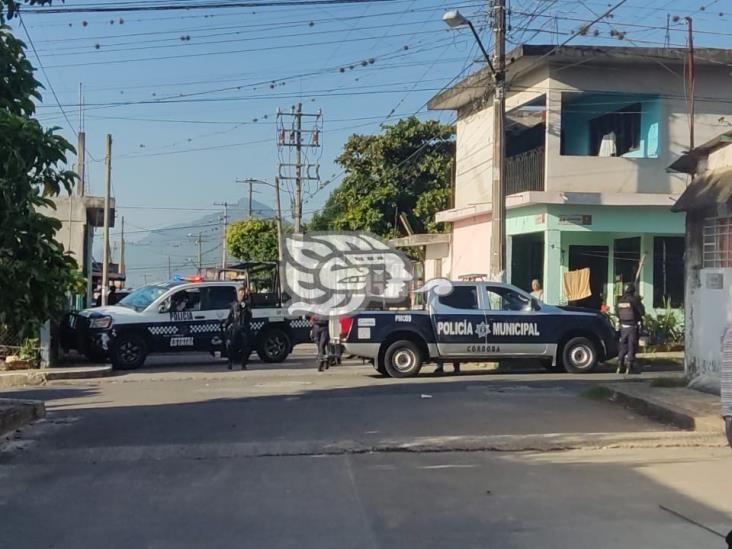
<box><xmin>482</xmin><ymin>285</ymin><xmax>549</xmax><ymax>358</ymax></box>
<box><xmin>431</xmin><ymin>285</ymin><xmax>488</xmax><ymax>357</ymax></box>
<box><xmin>195</xmin><ymin>285</ymin><xmax>237</xmax><ymax>351</ymax></box>
<box><xmin>150</xmin><ymin>287</ymin><xmax>201</xmax><ymax>352</ymax></box>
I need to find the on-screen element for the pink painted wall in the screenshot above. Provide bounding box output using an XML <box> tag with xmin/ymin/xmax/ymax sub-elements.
<box><xmin>451</xmin><ymin>214</ymin><xmax>491</xmax><ymax>279</ymax></box>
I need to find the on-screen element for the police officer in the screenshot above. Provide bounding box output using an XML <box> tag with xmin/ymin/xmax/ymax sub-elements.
<box><xmin>223</xmin><ymin>285</ymin><xmax>252</xmax><ymax>370</ymax></box>
<box><xmin>615</xmin><ymin>282</ymin><xmax>645</xmax><ymax>375</ymax></box>
<box><xmin>310</xmin><ymin>315</ymin><xmax>330</xmax><ymax>372</ymax></box>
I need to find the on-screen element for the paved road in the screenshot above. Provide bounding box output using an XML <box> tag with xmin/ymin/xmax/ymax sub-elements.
<box><xmin>1</xmin><ymin>350</ymin><xmax>730</xmax><ymax>548</ymax></box>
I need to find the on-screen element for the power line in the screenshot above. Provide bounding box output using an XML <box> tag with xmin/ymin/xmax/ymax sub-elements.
<box><xmin>21</xmin><ymin>0</ymin><xmax>409</xmax><ymax>16</ymax></box>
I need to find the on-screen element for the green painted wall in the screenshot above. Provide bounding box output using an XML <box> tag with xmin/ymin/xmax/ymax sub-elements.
<box><xmin>507</xmin><ymin>204</ymin><xmax>684</xmax><ymax>311</ymax></box>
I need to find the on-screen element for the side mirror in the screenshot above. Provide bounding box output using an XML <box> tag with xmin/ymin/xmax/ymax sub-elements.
<box><xmin>158</xmin><ymin>301</ymin><xmax>170</xmax><ymax>314</ymax></box>
<box><xmin>531</xmin><ymin>298</ymin><xmax>541</xmax><ymax>311</ymax></box>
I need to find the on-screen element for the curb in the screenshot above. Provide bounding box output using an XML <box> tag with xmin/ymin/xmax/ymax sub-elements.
<box><xmin>599</xmin><ymin>382</ymin><xmax>724</xmax><ymax>433</ymax></box>
<box><xmin>0</xmin><ymin>366</ymin><xmax>113</xmax><ymax>389</ymax></box>
<box><xmin>0</xmin><ymin>398</ymin><xmax>46</xmax><ymax>437</ymax></box>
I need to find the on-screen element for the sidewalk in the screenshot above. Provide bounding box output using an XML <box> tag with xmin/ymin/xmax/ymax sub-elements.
<box><xmin>598</xmin><ymin>378</ymin><xmax>724</xmax><ymax>433</ymax></box>
<box><xmin>0</xmin><ymin>365</ymin><xmax>113</xmax><ymax>389</ymax></box>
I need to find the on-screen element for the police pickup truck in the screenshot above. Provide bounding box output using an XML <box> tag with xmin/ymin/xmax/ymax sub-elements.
<box><xmin>62</xmin><ymin>279</ymin><xmax>311</xmax><ymax>369</ymax></box>
<box><xmin>342</xmin><ymin>281</ymin><xmax>618</xmax><ymax>378</ymax></box>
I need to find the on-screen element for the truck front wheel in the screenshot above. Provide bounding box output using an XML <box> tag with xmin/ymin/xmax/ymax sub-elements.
<box><xmin>383</xmin><ymin>340</ymin><xmax>423</xmax><ymax>378</ymax></box>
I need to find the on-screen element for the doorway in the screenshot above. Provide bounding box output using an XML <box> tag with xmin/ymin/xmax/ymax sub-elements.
<box><xmin>511</xmin><ymin>233</ymin><xmax>544</xmax><ymax>293</ymax></box>
<box><xmin>568</xmin><ymin>245</ymin><xmax>608</xmax><ymax>310</ymax></box>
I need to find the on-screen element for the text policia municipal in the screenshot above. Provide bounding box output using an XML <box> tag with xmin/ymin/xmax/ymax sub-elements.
<box><xmin>436</xmin><ymin>320</ymin><xmax>541</xmax><ymax>337</ymax></box>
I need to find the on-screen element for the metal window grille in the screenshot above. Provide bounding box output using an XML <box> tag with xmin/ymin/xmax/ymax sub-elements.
<box><xmin>702</xmin><ymin>216</ymin><xmax>732</xmax><ymax>268</ymax></box>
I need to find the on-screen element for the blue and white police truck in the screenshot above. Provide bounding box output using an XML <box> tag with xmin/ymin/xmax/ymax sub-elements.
<box><xmin>341</xmin><ymin>281</ymin><xmax>618</xmax><ymax>378</ymax></box>
<box><xmin>62</xmin><ymin>270</ymin><xmax>311</xmax><ymax>370</ymax></box>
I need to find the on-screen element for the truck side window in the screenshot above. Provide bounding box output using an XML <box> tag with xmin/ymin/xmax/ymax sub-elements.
<box><xmin>438</xmin><ymin>286</ymin><xmax>479</xmax><ymax>310</ymax></box>
<box><xmin>169</xmin><ymin>289</ymin><xmax>201</xmax><ymax>312</ymax></box>
<box><xmin>485</xmin><ymin>287</ymin><xmax>531</xmax><ymax>312</ymax></box>
<box><xmin>201</xmin><ymin>286</ymin><xmax>236</xmax><ymax>311</ymax></box>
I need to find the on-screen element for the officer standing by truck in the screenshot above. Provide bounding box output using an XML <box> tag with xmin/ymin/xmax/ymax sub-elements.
<box><xmin>310</xmin><ymin>315</ymin><xmax>330</xmax><ymax>372</ymax></box>
<box><xmin>223</xmin><ymin>285</ymin><xmax>252</xmax><ymax>370</ymax></box>
<box><xmin>615</xmin><ymin>282</ymin><xmax>645</xmax><ymax>375</ymax></box>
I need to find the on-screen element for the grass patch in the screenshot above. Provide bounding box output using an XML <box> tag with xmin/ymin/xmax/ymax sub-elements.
<box><xmin>583</xmin><ymin>386</ymin><xmax>613</xmax><ymax>400</ymax></box>
<box><xmin>649</xmin><ymin>376</ymin><xmax>688</xmax><ymax>388</ymax></box>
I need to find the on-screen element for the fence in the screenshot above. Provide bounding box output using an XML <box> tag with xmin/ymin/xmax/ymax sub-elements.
<box><xmin>505</xmin><ymin>147</ymin><xmax>545</xmax><ymax>196</ymax></box>
<box><xmin>0</xmin><ymin>325</ymin><xmax>41</xmax><ymax>368</ymax></box>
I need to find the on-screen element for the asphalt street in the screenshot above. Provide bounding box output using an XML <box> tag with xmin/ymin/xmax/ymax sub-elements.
<box><xmin>1</xmin><ymin>348</ymin><xmax>730</xmax><ymax>548</ymax></box>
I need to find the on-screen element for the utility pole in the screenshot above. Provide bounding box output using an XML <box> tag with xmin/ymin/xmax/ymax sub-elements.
<box><xmin>294</xmin><ymin>102</ymin><xmax>303</xmax><ymax>232</ymax></box>
<box><xmin>276</xmin><ymin>105</ymin><xmax>322</xmax><ymax>234</ymax></box>
<box><xmin>119</xmin><ymin>216</ymin><xmax>125</xmax><ymax>283</ymax></box>
<box><xmin>685</xmin><ymin>16</ymin><xmax>696</xmax><ymax>150</ymax></box>
<box><xmin>213</xmin><ymin>202</ymin><xmax>230</xmax><ymax>268</ymax></box>
<box><xmin>101</xmin><ymin>134</ymin><xmax>112</xmax><ymax>306</ymax></box>
<box><xmin>76</xmin><ymin>83</ymin><xmax>85</xmax><ymax>197</ymax></box>
<box><xmin>491</xmin><ymin>0</ymin><xmax>507</xmax><ymax>279</ymax></box>
<box><xmin>196</xmin><ymin>232</ymin><xmax>203</xmax><ymax>275</ymax></box>
<box><xmin>167</xmin><ymin>256</ymin><xmax>171</xmax><ymax>279</ymax></box>
<box><xmin>275</xmin><ymin>177</ymin><xmax>285</xmax><ymax>295</ymax></box>
<box><xmin>248</xmin><ymin>179</ymin><xmax>254</xmax><ymax>217</ymax></box>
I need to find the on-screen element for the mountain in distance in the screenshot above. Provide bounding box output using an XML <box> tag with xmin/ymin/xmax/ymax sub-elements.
<box><xmin>122</xmin><ymin>197</ymin><xmax>275</xmax><ymax>288</ymax></box>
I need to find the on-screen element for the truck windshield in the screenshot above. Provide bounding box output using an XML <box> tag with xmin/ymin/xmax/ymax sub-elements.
<box><xmin>117</xmin><ymin>285</ymin><xmax>169</xmax><ymax>312</ymax></box>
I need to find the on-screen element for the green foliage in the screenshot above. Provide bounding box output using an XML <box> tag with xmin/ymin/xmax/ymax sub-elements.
<box><xmin>18</xmin><ymin>337</ymin><xmax>39</xmax><ymax>364</ymax></box>
<box><xmin>226</xmin><ymin>218</ymin><xmax>280</xmax><ymax>263</ymax></box>
<box><xmin>0</xmin><ymin>25</ymin><xmax>80</xmax><ymax>338</ymax></box>
<box><xmin>0</xmin><ymin>1</ymin><xmax>56</xmax><ymax>23</ymax></box>
<box><xmin>309</xmin><ymin>116</ymin><xmax>454</xmax><ymax>238</ymax></box>
<box><xmin>643</xmin><ymin>299</ymin><xmax>684</xmax><ymax>345</ymax></box>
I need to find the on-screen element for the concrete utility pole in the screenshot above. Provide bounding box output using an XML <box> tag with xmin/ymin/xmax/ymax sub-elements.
<box><xmin>491</xmin><ymin>0</ymin><xmax>507</xmax><ymax>279</ymax></box>
<box><xmin>685</xmin><ymin>16</ymin><xmax>696</xmax><ymax>150</ymax></box>
<box><xmin>197</xmin><ymin>233</ymin><xmax>203</xmax><ymax>275</ymax></box>
<box><xmin>119</xmin><ymin>216</ymin><xmax>125</xmax><ymax>282</ymax></box>
<box><xmin>167</xmin><ymin>256</ymin><xmax>171</xmax><ymax>279</ymax></box>
<box><xmin>443</xmin><ymin>4</ymin><xmax>506</xmax><ymax>279</ymax></box>
<box><xmin>276</xmin><ymin>104</ymin><xmax>322</xmax><ymax>233</ymax></box>
<box><xmin>76</xmin><ymin>83</ymin><xmax>85</xmax><ymax>197</ymax></box>
<box><xmin>101</xmin><ymin>134</ymin><xmax>112</xmax><ymax>306</ymax></box>
<box><xmin>294</xmin><ymin>102</ymin><xmax>303</xmax><ymax>233</ymax></box>
<box><xmin>213</xmin><ymin>202</ymin><xmax>230</xmax><ymax>268</ymax></box>
<box><xmin>275</xmin><ymin>177</ymin><xmax>285</xmax><ymax>294</ymax></box>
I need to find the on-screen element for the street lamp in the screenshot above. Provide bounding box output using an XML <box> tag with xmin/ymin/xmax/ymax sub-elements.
<box><xmin>442</xmin><ymin>10</ymin><xmax>495</xmax><ymax>74</ymax></box>
<box><xmin>443</xmin><ymin>7</ymin><xmax>506</xmax><ymax>280</ymax></box>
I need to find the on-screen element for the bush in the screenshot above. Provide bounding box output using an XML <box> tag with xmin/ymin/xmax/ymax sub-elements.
<box><xmin>643</xmin><ymin>299</ymin><xmax>684</xmax><ymax>345</ymax></box>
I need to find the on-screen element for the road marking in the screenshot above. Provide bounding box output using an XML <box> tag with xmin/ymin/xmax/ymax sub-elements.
<box><xmin>419</xmin><ymin>464</ymin><xmax>479</xmax><ymax>470</ymax></box>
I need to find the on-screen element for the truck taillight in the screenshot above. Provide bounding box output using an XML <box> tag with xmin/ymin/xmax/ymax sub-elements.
<box><xmin>340</xmin><ymin>317</ymin><xmax>353</xmax><ymax>338</ymax></box>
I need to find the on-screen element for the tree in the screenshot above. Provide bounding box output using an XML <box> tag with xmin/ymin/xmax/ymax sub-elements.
<box><xmin>1</xmin><ymin>1</ymin><xmax>55</xmax><ymax>23</ymax></box>
<box><xmin>226</xmin><ymin>219</ymin><xmax>280</xmax><ymax>263</ymax></box>
<box><xmin>0</xmin><ymin>24</ymin><xmax>82</xmax><ymax>338</ymax></box>
<box><xmin>309</xmin><ymin>117</ymin><xmax>454</xmax><ymax>238</ymax></box>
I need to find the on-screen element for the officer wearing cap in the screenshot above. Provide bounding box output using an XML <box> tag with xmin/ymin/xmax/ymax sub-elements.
<box><xmin>615</xmin><ymin>282</ymin><xmax>645</xmax><ymax>375</ymax></box>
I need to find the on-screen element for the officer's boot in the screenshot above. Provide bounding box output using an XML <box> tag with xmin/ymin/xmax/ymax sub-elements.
<box><xmin>240</xmin><ymin>359</ymin><xmax>248</xmax><ymax>371</ymax></box>
<box><xmin>317</xmin><ymin>360</ymin><xmax>325</xmax><ymax>372</ymax></box>
<box><xmin>434</xmin><ymin>362</ymin><xmax>445</xmax><ymax>375</ymax></box>
<box><xmin>453</xmin><ymin>362</ymin><xmax>461</xmax><ymax>374</ymax></box>
<box><xmin>615</xmin><ymin>360</ymin><xmax>623</xmax><ymax>375</ymax></box>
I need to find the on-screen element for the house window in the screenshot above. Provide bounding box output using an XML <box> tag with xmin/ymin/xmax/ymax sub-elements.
<box><xmin>589</xmin><ymin>103</ymin><xmax>641</xmax><ymax>157</ymax></box>
<box><xmin>653</xmin><ymin>237</ymin><xmax>684</xmax><ymax>308</ymax></box>
<box><xmin>703</xmin><ymin>217</ymin><xmax>732</xmax><ymax>268</ymax></box>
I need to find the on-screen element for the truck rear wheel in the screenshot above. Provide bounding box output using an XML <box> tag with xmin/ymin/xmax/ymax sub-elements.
<box><xmin>383</xmin><ymin>340</ymin><xmax>423</xmax><ymax>378</ymax></box>
<box><xmin>562</xmin><ymin>337</ymin><xmax>598</xmax><ymax>373</ymax></box>
<box><xmin>256</xmin><ymin>328</ymin><xmax>291</xmax><ymax>363</ymax></box>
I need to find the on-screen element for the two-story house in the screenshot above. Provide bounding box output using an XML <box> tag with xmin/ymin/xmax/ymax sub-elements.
<box><xmin>428</xmin><ymin>45</ymin><xmax>732</xmax><ymax>313</ymax></box>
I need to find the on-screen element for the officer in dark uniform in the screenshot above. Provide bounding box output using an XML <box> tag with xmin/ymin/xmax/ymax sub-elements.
<box><xmin>223</xmin><ymin>286</ymin><xmax>252</xmax><ymax>370</ymax></box>
<box><xmin>615</xmin><ymin>282</ymin><xmax>645</xmax><ymax>374</ymax></box>
<box><xmin>310</xmin><ymin>315</ymin><xmax>330</xmax><ymax>372</ymax></box>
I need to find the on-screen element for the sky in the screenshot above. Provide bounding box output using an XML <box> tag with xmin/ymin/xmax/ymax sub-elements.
<box><xmin>11</xmin><ymin>0</ymin><xmax>732</xmax><ymax>278</ymax></box>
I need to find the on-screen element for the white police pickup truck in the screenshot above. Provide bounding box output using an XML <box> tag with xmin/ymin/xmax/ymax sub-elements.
<box><xmin>342</xmin><ymin>281</ymin><xmax>618</xmax><ymax>378</ymax></box>
<box><xmin>62</xmin><ymin>279</ymin><xmax>310</xmax><ymax>369</ymax></box>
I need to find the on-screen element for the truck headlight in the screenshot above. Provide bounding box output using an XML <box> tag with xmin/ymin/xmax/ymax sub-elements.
<box><xmin>89</xmin><ymin>316</ymin><xmax>113</xmax><ymax>329</ymax></box>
